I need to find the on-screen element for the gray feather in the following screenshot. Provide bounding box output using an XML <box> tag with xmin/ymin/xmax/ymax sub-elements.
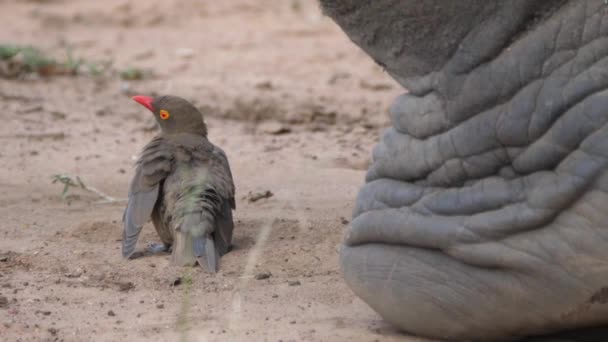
<box><xmin>194</xmin><ymin>236</ymin><xmax>219</xmax><ymax>273</ymax></box>
<box><xmin>193</xmin><ymin>236</ymin><xmax>204</xmax><ymax>256</ymax></box>
<box><xmin>214</xmin><ymin>200</ymin><xmax>234</xmax><ymax>256</ymax></box>
<box><xmin>122</xmin><ymin>186</ymin><xmax>159</xmax><ymax>258</ymax></box>
<box><xmin>122</xmin><ymin>136</ymin><xmax>172</xmax><ymax>259</ymax></box>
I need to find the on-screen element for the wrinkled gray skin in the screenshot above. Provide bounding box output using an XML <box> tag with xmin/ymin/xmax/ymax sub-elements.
<box><xmin>320</xmin><ymin>0</ymin><xmax>608</xmax><ymax>340</ymax></box>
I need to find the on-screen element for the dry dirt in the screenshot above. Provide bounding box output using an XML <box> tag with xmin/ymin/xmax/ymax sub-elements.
<box><xmin>0</xmin><ymin>1</ymin><xmax>432</xmax><ymax>341</ymax></box>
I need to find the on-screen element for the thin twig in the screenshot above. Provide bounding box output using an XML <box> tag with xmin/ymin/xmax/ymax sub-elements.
<box><xmin>51</xmin><ymin>174</ymin><xmax>127</xmax><ymax>204</ymax></box>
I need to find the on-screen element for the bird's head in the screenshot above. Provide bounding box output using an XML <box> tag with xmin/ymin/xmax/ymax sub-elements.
<box><xmin>131</xmin><ymin>95</ymin><xmax>207</xmax><ymax>136</ymax></box>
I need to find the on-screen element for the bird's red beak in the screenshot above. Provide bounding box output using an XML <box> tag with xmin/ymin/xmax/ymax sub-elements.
<box><xmin>131</xmin><ymin>95</ymin><xmax>154</xmax><ymax>112</ymax></box>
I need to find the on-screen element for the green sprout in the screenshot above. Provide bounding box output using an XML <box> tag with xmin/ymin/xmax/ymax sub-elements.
<box><xmin>120</xmin><ymin>66</ymin><xmax>145</xmax><ymax>80</ymax></box>
<box><xmin>51</xmin><ymin>174</ymin><xmax>86</xmax><ymax>199</ymax></box>
<box><xmin>0</xmin><ymin>44</ymin><xmax>21</xmax><ymax>59</ymax></box>
<box><xmin>63</xmin><ymin>48</ymin><xmax>84</xmax><ymax>75</ymax></box>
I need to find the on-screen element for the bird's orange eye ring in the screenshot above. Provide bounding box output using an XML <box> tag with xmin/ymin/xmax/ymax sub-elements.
<box><xmin>159</xmin><ymin>110</ymin><xmax>170</xmax><ymax>120</ymax></box>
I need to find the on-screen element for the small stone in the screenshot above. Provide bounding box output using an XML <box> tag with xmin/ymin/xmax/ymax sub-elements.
<box><xmin>50</xmin><ymin>111</ymin><xmax>67</xmax><ymax>120</ymax></box>
<box><xmin>254</xmin><ymin>81</ymin><xmax>273</xmax><ymax>90</ymax></box>
<box><xmin>156</xmin><ymin>304</ymin><xmax>164</xmax><ymax>309</ymax></box>
<box><xmin>247</xmin><ymin>190</ymin><xmax>274</xmax><ymax>203</ymax></box>
<box><xmin>107</xmin><ymin>310</ymin><xmax>115</xmax><ymax>316</ymax></box>
<box><xmin>172</xmin><ymin>278</ymin><xmax>182</xmax><ymax>287</ymax></box>
<box><xmin>255</xmin><ymin>272</ymin><xmax>272</xmax><ymax>280</ymax></box>
<box><xmin>17</xmin><ymin>104</ymin><xmax>43</xmax><ymax>114</ymax></box>
<box><xmin>359</xmin><ymin>80</ymin><xmax>394</xmax><ymax>91</ymax></box>
<box><xmin>258</xmin><ymin>121</ymin><xmax>291</xmax><ymax>135</ymax></box>
<box><xmin>48</xmin><ymin>327</ymin><xmax>58</xmax><ymax>335</ymax></box>
<box><xmin>134</xmin><ymin>50</ymin><xmax>155</xmax><ymax>60</ymax></box>
<box><xmin>0</xmin><ymin>296</ymin><xmax>8</xmax><ymax>308</ymax></box>
<box><xmin>117</xmin><ymin>282</ymin><xmax>135</xmax><ymax>292</ymax></box>
<box><xmin>288</xmin><ymin>280</ymin><xmax>301</xmax><ymax>286</ymax></box>
<box><xmin>64</xmin><ymin>269</ymin><xmax>82</xmax><ymax>278</ymax></box>
<box><xmin>95</xmin><ymin>108</ymin><xmax>109</xmax><ymax>117</ymax></box>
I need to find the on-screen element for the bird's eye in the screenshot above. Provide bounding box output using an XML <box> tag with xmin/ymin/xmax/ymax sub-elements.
<box><xmin>159</xmin><ymin>110</ymin><xmax>170</xmax><ymax>120</ymax></box>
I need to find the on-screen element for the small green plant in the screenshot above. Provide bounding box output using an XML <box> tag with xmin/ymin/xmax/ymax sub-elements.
<box><xmin>23</xmin><ymin>47</ymin><xmax>56</xmax><ymax>71</ymax></box>
<box><xmin>1</xmin><ymin>43</ymin><xmax>113</xmax><ymax>78</ymax></box>
<box><xmin>0</xmin><ymin>44</ymin><xmax>56</xmax><ymax>74</ymax></box>
<box><xmin>0</xmin><ymin>44</ymin><xmax>21</xmax><ymax>59</ymax></box>
<box><xmin>52</xmin><ymin>174</ymin><xmax>86</xmax><ymax>199</ymax></box>
<box><xmin>120</xmin><ymin>66</ymin><xmax>145</xmax><ymax>80</ymax></box>
<box><xmin>63</xmin><ymin>48</ymin><xmax>84</xmax><ymax>75</ymax></box>
<box><xmin>51</xmin><ymin>174</ymin><xmax>126</xmax><ymax>203</ymax></box>
<box><xmin>86</xmin><ymin>62</ymin><xmax>103</xmax><ymax>76</ymax></box>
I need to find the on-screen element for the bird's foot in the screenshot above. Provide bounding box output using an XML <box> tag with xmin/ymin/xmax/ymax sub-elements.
<box><xmin>146</xmin><ymin>243</ymin><xmax>171</xmax><ymax>254</ymax></box>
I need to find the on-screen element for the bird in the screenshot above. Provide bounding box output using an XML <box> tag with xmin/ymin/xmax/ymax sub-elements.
<box><xmin>122</xmin><ymin>94</ymin><xmax>236</xmax><ymax>273</ymax></box>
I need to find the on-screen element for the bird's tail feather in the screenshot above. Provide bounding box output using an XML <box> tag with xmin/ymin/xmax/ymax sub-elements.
<box><xmin>194</xmin><ymin>236</ymin><xmax>219</xmax><ymax>273</ymax></box>
<box><xmin>171</xmin><ymin>231</ymin><xmax>219</xmax><ymax>273</ymax></box>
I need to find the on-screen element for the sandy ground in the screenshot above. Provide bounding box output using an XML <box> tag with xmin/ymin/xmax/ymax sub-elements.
<box><xmin>0</xmin><ymin>1</ymin><xmax>431</xmax><ymax>341</ymax></box>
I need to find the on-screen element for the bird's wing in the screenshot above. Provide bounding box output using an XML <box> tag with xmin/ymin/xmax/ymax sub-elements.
<box><xmin>211</xmin><ymin>145</ymin><xmax>236</xmax><ymax>208</ymax></box>
<box><xmin>214</xmin><ymin>199</ymin><xmax>234</xmax><ymax>256</ymax></box>
<box><xmin>209</xmin><ymin>145</ymin><xmax>236</xmax><ymax>254</ymax></box>
<box><xmin>122</xmin><ymin>136</ymin><xmax>173</xmax><ymax>258</ymax></box>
